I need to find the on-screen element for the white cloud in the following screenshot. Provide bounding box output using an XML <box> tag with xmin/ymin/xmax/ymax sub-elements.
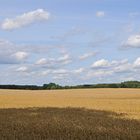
<box><xmin>58</xmin><ymin>54</ymin><xmax>69</xmax><ymax>61</ymax></box>
<box><xmin>57</xmin><ymin>54</ymin><xmax>72</xmax><ymax>64</ymax></box>
<box><xmin>110</xmin><ymin>59</ymin><xmax>132</xmax><ymax>73</ymax></box>
<box><xmin>1</xmin><ymin>9</ymin><xmax>50</xmax><ymax>30</ymax></box>
<box><xmin>87</xmin><ymin>70</ymin><xmax>113</xmax><ymax>78</ymax></box>
<box><xmin>86</xmin><ymin>58</ymin><xmax>137</xmax><ymax>80</ymax></box>
<box><xmin>12</xmin><ymin>51</ymin><xmax>28</xmax><ymax>61</ymax></box>
<box><xmin>91</xmin><ymin>59</ymin><xmax>109</xmax><ymax>68</ymax></box>
<box><xmin>122</xmin><ymin>35</ymin><xmax>140</xmax><ymax>48</ymax></box>
<box><xmin>111</xmin><ymin>59</ymin><xmax>128</xmax><ymax>66</ymax></box>
<box><xmin>134</xmin><ymin>57</ymin><xmax>140</xmax><ymax>68</ymax></box>
<box><xmin>113</xmin><ymin>63</ymin><xmax>132</xmax><ymax>73</ymax></box>
<box><xmin>52</xmin><ymin>69</ymin><xmax>70</xmax><ymax>80</ymax></box>
<box><xmin>52</xmin><ymin>75</ymin><xmax>66</xmax><ymax>80</ymax></box>
<box><xmin>51</xmin><ymin>67</ymin><xmax>85</xmax><ymax>81</ymax></box>
<box><xmin>36</xmin><ymin>58</ymin><xmax>47</xmax><ymax>65</ymax></box>
<box><xmin>40</xmin><ymin>70</ymin><xmax>51</xmax><ymax>76</ymax></box>
<box><xmin>73</xmin><ymin>68</ymin><xmax>84</xmax><ymax>74</ymax></box>
<box><xmin>0</xmin><ymin>39</ymin><xmax>29</xmax><ymax>64</ymax></box>
<box><xmin>57</xmin><ymin>54</ymin><xmax>72</xmax><ymax>65</ymax></box>
<box><xmin>16</xmin><ymin>66</ymin><xmax>28</xmax><ymax>72</ymax></box>
<box><xmin>38</xmin><ymin>67</ymin><xmax>85</xmax><ymax>81</ymax></box>
<box><xmin>35</xmin><ymin>57</ymin><xmax>140</xmax><ymax>82</ymax></box>
<box><xmin>52</xmin><ymin>69</ymin><xmax>68</xmax><ymax>75</ymax></box>
<box><xmin>96</xmin><ymin>11</ymin><xmax>105</xmax><ymax>17</ymax></box>
<box><xmin>36</xmin><ymin>54</ymin><xmax>72</xmax><ymax>67</ymax></box>
<box><xmin>79</xmin><ymin>52</ymin><xmax>97</xmax><ymax>60</ymax></box>
<box><xmin>0</xmin><ymin>39</ymin><xmax>52</xmax><ymax>64</ymax></box>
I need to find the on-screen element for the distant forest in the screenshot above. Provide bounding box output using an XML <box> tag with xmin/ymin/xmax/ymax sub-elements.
<box><xmin>0</xmin><ymin>81</ymin><xmax>140</xmax><ymax>90</ymax></box>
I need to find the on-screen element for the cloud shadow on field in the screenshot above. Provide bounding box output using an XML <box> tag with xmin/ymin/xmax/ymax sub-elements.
<box><xmin>0</xmin><ymin>107</ymin><xmax>139</xmax><ymax>140</ymax></box>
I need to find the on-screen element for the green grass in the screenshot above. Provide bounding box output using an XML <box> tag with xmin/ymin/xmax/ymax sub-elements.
<box><xmin>0</xmin><ymin>107</ymin><xmax>139</xmax><ymax>140</ymax></box>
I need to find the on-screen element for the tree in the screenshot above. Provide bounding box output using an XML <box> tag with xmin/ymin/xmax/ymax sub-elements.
<box><xmin>43</xmin><ymin>83</ymin><xmax>62</xmax><ymax>89</ymax></box>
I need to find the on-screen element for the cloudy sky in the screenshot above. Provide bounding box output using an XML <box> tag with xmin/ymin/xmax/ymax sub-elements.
<box><xmin>0</xmin><ymin>0</ymin><xmax>140</xmax><ymax>85</ymax></box>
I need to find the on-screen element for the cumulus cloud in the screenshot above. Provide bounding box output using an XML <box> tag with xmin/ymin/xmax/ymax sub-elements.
<box><xmin>0</xmin><ymin>39</ymin><xmax>60</xmax><ymax>64</ymax></box>
<box><xmin>16</xmin><ymin>66</ymin><xmax>28</xmax><ymax>72</ymax></box>
<box><xmin>39</xmin><ymin>67</ymin><xmax>85</xmax><ymax>81</ymax></box>
<box><xmin>91</xmin><ymin>59</ymin><xmax>109</xmax><ymax>68</ymax></box>
<box><xmin>40</xmin><ymin>69</ymin><xmax>69</xmax><ymax>80</ymax></box>
<box><xmin>1</xmin><ymin>9</ymin><xmax>50</xmax><ymax>30</ymax></box>
<box><xmin>72</xmin><ymin>68</ymin><xmax>85</xmax><ymax>74</ymax></box>
<box><xmin>86</xmin><ymin>58</ymin><xmax>140</xmax><ymax>79</ymax></box>
<box><xmin>96</xmin><ymin>11</ymin><xmax>105</xmax><ymax>17</ymax></box>
<box><xmin>91</xmin><ymin>58</ymin><xmax>132</xmax><ymax>73</ymax></box>
<box><xmin>51</xmin><ymin>67</ymin><xmax>85</xmax><ymax>81</ymax></box>
<box><xmin>36</xmin><ymin>58</ymin><xmax>48</xmax><ymax>65</ymax></box>
<box><xmin>122</xmin><ymin>35</ymin><xmax>140</xmax><ymax>48</ymax></box>
<box><xmin>79</xmin><ymin>52</ymin><xmax>97</xmax><ymax>60</ymax></box>
<box><xmin>0</xmin><ymin>41</ymin><xmax>29</xmax><ymax>64</ymax></box>
<box><xmin>12</xmin><ymin>51</ymin><xmax>28</xmax><ymax>61</ymax></box>
<box><xmin>0</xmin><ymin>38</ymin><xmax>55</xmax><ymax>56</ymax></box>
<box><xmin>87</xmin><ymin>70</ymin><xmax>113</xmax><ymax>78</ymax></box>
<box><xmin>113</xmin><ymin>63</ymin><xmax>132</xmax><ymax>73</ymax></box>
<box><xmin>52</xmin><ymin>69</ymin><xmax>68</xmax><ymax>75</ymax></box>
<box><xmin>134</xmin><ymin>57</ymin><xmax>140</xmax><ymax>68</ymax></box>
<box><xmin>40</xmin><ymin>70</ymin><xmax>51</xmax><ymax>76</ymax></box>
<box><xmin>36</xmin><ymin>54</ymin><xmax>72</xmax><ymax>68</ymax></box>
<box><xmin>111</xmin><ymin>59</ymin><xmax>128</xmax><ymax>66</ymax></box>
<box><xmin>57</xmin><ymin>54</ymin><xmax>72</xmax><ymax>65</ymax></box>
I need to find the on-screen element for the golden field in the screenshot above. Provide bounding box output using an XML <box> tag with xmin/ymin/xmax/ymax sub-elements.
<box><xmin>0</xmin><ymin>88</ymin><xmax>140</xmax><ymax>120</ymax></box>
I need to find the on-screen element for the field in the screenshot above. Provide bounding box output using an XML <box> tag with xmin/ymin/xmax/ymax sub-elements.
<box><xmin>0</xmin><ymin>88</ymin><xmax>140</xmax><ymax>139</ymax></box>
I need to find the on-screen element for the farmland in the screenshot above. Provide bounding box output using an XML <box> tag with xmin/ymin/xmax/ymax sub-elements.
<box><xmin>0</xmin><ymin>88</ymin><xmax>140</xmax><ymax>119</ymax></box>
<box><xmin>0</xmin><ymin>88</ymin><xmax>140</xmax><ymax>139</ymax></box>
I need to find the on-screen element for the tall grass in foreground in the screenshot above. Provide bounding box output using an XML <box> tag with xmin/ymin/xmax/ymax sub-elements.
<box><xmin>0</xmin><ymin>107</ymin><xmax>139</xmax><ymax>140</ymax></box>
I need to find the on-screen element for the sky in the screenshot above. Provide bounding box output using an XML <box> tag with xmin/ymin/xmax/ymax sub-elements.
<box><xmin>0</xmin><ymin>0</ymin><xmax>140</xmax><ymax>85</ymax></box>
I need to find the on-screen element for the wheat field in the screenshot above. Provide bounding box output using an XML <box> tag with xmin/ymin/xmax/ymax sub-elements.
<box><xmin>0</xmin><ymin>88</ymin><xmax>140</xmax><ymax>120</ymax></box>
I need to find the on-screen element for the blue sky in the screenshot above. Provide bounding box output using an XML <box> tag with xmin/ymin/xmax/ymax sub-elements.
<box><xmin>0</xmin><ymin>0</ymin><xmax>140</xmax><ymax>85</ymax></box>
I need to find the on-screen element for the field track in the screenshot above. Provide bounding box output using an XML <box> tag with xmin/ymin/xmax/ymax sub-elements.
<box><xmin>0</xmin><ymin>88</ymin><xmax>140</xmax><ymax>119</ymax></box>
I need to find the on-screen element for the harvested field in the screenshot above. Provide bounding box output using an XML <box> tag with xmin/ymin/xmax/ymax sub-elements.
<box><xmin>0</xmin><ymin>88</ymin><xmax>140</xmax><ymax>120</ymax></box>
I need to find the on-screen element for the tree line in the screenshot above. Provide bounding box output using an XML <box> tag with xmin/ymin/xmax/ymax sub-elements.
<box><xmin>0</xmin><ymin>81</ymin><xmax>140</xmax><ymax>90</ymax></box>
